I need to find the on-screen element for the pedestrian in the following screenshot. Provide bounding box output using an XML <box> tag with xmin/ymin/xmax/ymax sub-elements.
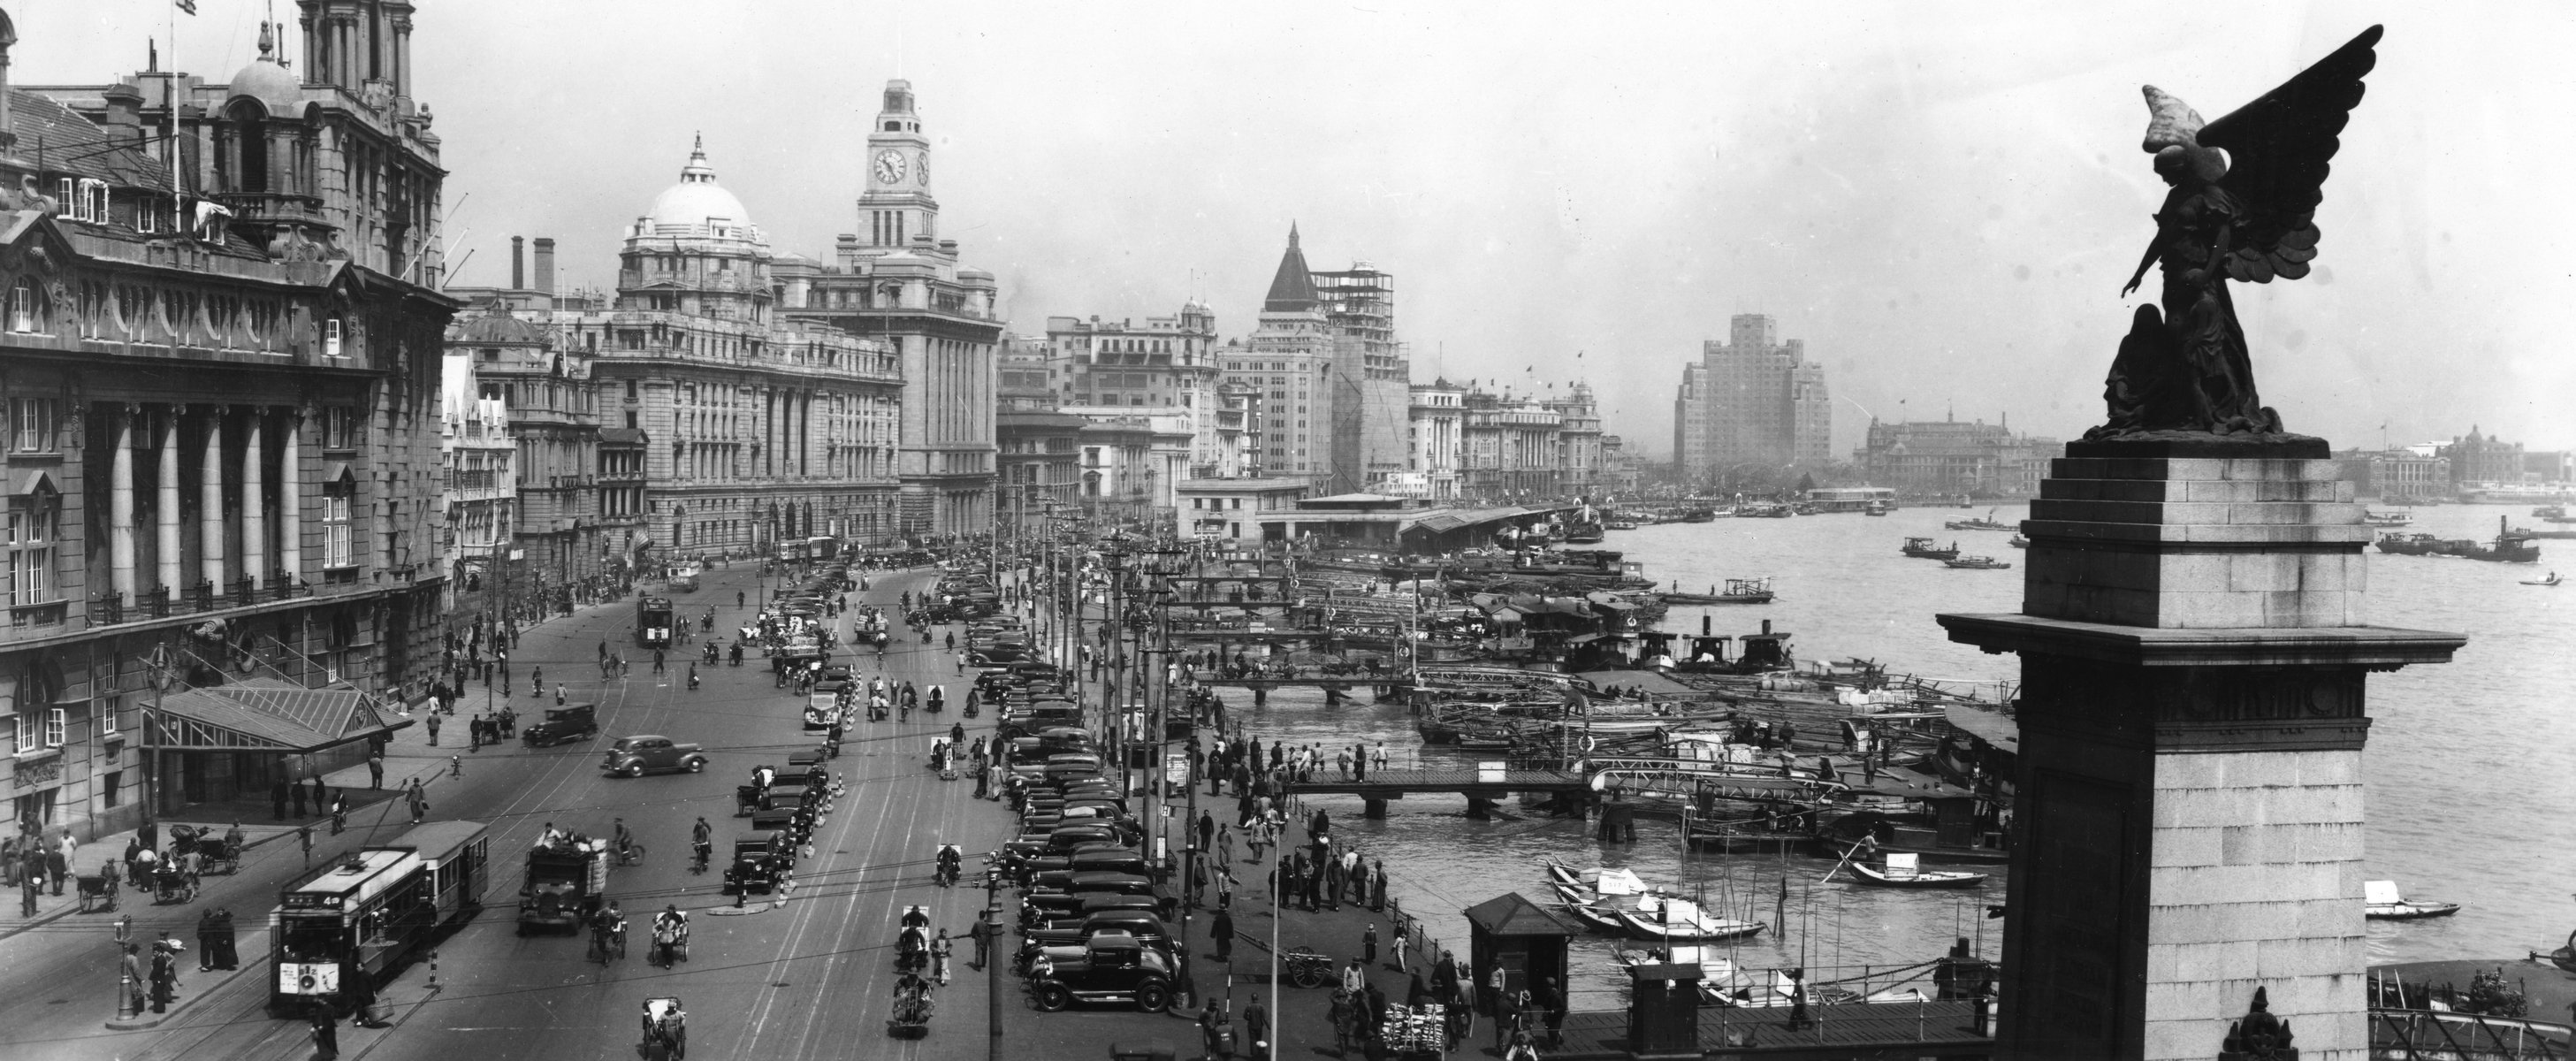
<box><xmin>1196</xmin><ymin>810</ymin><xmax>1215</xmax><ymax>854</ymax></box>
<box><xmin>1363</xmin><ymin>923</ymin><xmax>1378</xmax><ymax>966</ymax></box>
<box><xmin>1212</xmin><ymin>907</ymin><xmax>1235</xmax><ymax>962</ymax></box>
<box><xmin>196</xmin><ymin>909</ymin><xmax>221</xmax><ymax>972</ymax></box>
<box><xmin>309</xmin><ymin>996</ymin><xmax>339</xmax><ymax>1058</ymax></box>
<box><xmin>18</xmin><ymin>869</ymin><xmax>35</xmax><ymax>917</ymax></box>
<box><xmin>291</xmin><ymin>776</ymin><xmax>309</xmax><ymax>816</ymax></box>
<box><xmin>1343</xmin><ymin>957</ymin><xmax>1366</xmax><ymax>994</ymax></box>
<box><xmin>968</xmin><ymin>911</ymin><xmax>994</xmax><ymax>969</ymax></box>
<box><xmin>555</xmin><ymin>683</ymin><xmax>568</xmax><ymax>706</ymax></box>
<box><xmin>149</xmin><ymin>940</ymin><xmax>178</xmax><ymax>1012</ymax></box>
<box><xmin>298</xmin><ymin>824</ymin><xmax>313</xmax><ymax>866</ymax></box>
<box><xmin>367</xmin><ymin>752</ymin><xmax>385</xmax><ymax>790</ymax></box>
<box><xmin>931</xmin><ymin>927</ymin><xmax>953</xmax><ymax>985</ymax></box>
<box><xmin>1371</xmin><ymin>859</ymin><xmax>1389</xmax><ymax>911</ymax></box>
<box><xmin>406</xmin><ymin>779</ymin><xmax>427</xmax><ymax>824</ymax></box>
<box><xmin>329</xmin><ymin>794</ymin><xmax>347</xmax><ymax>836</ymax></box>
<box><xmin>1392</xmin><ymin>918</ymin><xmax>1410</xmax><ymax>973</ymax></box>
<box><xmin>1199</xmin><ymin>997</ymin><xmax>1231</xmax><ymax>1061</ymax></box>
<box><xmin>214</xmin><ymin>907</ymin><xmax>240</xmax><ymax>969</ymax></box>
<box><xmin>1244</xmin><ymin>997</ymin><xmax>1268</xmax><ymax>1061</ymax></box>
<box><xmin>424</xmin><ymin>712</ymin><xmax>441</xmax><ymax>746</ymax></box>
<box><xmin>45</xmin><ymin>841</ymin><xmax>67</xmax><ymax>897</ymax></box>
<box><xmin>271</xmin><ymin>777</ymin><xmax>290</xmax><ymax>821</ymax></box>
<box><xmin>1216</xmin><ymin>825</ymin><xmax>1234</xmax><ymax>871</ymax></box>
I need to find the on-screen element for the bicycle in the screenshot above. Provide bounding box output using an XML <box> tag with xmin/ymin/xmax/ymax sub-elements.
<box><xmin>690</xmin><ymin>841</ymin><xmax>712</xmax><ymax>874</ymax></box>
<box><xmin>616</xmin><ymin>842</ymin><xmax>648</xmax><ymax>868</ymax></box>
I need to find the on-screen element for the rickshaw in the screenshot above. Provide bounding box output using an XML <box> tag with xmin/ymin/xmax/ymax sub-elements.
<box><xmin>650</xmin><ymin>912</ymin><xmax>692</xmax><ymax>968</ymax></box>
<box><xmin>888</xmin><ymin>973</ymin><xmax>934</xmax><ymax>1038</ymax></box>
<box><xmin>640</xmin><ymin>996</ymin><xmax>688</xmax><ymax>1060</ymax></box>
<box><xmin>75</xmin><ymin>867</ymin><xmax>118</xmax><ymax>912</ymax></box>
<box><xmin>149</xmin><ymin>861</ymin><xmax>196</xmax><ymax>904</ymax></box>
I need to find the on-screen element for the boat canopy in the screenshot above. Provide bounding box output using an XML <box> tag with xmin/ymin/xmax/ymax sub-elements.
<box><xmin>2362</xmin><ymin>880</ymin><xmax>2403</xmax><ymax>905</ymax></box>
<box><xmin>1587</xmin><ymin>867</ymin><xmax>1650</xmax><ymax>896</ymax></box>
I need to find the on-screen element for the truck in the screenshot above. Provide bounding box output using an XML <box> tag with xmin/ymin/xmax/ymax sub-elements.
<box><xmin>517</xmin><ymin>839</ymin><xmax>613</xmax><ymax>935</ymax></box>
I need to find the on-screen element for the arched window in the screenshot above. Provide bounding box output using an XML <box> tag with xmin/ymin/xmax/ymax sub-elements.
<box><xmin>7</xmin><ymin>279</ymin><xmax>39</xmax><ymax>333</ymax></box>
<box><xmin>229</xmin><ymin>101</ymin><xmax>271</xmax><ymax>194</ymax></box>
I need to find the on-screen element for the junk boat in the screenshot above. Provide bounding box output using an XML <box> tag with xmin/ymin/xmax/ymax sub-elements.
<box><xmin>2362</xmin><ymin>879</ymin><xmax>2459</xmax><ymax>920</ymax></box>
<box><xmin>1661</xmin><ymin>578</ymin><xmax>1776</xmax><ymax>606</ymax></box>
<box><xmin>1942</xmin><ymin>555</ymin><xmax>2012</xmax><ymax>570</ymax></box>
<box><xmin>1945</xmin><ymin>509</ymin><xmax>2013</xmax><ymax>531</ymax></box>
<box><xmin>1901</xmin><ymin>537</ymin><xmax>1960</xmax><ymax>561</ymax></box>
<box><xmin>1844</xmin><ymin>851</ymin><xmax>1987</xmax><ymax>889</ymax></box>
<box><xmin>2375</xmin><ymin>518</ymin><xmax>2542</xmax><ymax>562</ymax></box>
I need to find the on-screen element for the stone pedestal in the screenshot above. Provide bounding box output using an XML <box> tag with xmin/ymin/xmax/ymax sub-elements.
<box><xmin>1939</xmin><ymin>439</ymin><xmax>2463</xmax><ymax>1061</ymax></box>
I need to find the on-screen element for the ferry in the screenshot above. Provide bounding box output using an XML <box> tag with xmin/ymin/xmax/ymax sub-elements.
<box><xmin>1901</xmin><ymin>537</ymin><xmax>1960</xmax><ymax>561</ymax></box>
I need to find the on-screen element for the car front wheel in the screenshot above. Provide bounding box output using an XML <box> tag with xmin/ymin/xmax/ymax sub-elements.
<box><xmin>686</xmin><ymin>759</ymin><xmax>705</xmax><ymax>773</ymax></box>
<box><xmin>1134</xmin><ymin>981</ymin><xmax>1169</xmax><ymax>1012</ymax></box>
<box><xmin>628</xmin><ymin>765</ymin><xmax>645</xmax><ymax>778</ymax></box>
<box><xmin>1033</xmin><ymin>984</ymin><xmax>1071</xmax><ymax>1012</ymax></box>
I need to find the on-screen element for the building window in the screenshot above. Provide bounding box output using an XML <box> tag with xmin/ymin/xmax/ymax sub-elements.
<box><xmin>42</xmin><ymin>707</ymin><xmax>64</xmax><ymax>749</ymax></box>
<box><xmin>7</xmin><ymin>279</ymin><xmax>39</xmax><ymax>333</ymax></box>
<box><xmin>4</xmin><ymin>497</ymin><xmax>56</xmax><ymax>607</ymax></box>
<box><xmin>322</xmin><ymin>491</ymin><xmax>355</xmax><ymax>569</ymax></box>
<box><xmin>323</xmin><ymin>317</ymin><xmax>344</xmax><ymax>358</ymax></box>
<box><xmin>320</xmin><ymin>406</ymin><xmax>361</xmax><ymax>449</ymax></box>
<box><xmin>8</xmin><ymin>398</ymin><xmax>56</xmax><ymax>452</ymax></box>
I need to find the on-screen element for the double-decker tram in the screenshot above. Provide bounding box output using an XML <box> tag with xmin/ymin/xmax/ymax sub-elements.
<box><xmin>270</xmin><ymin>821</ymin><xmax>489</xmax><ymax>1016</ymax></box>
<box><xmin>636</xmin><ymin>595</ymin><xmax>675</xmax><ymax>648</ymax></box>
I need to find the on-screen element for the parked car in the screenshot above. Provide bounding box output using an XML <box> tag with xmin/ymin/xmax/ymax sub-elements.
<box><xmin>601</xmin><ymin>736</ymin><xmax>709</xmax><ymax>777</ymax></box>
<box><xmin>523</xmin><ymin>705</ymin><xmax>600</xmax><ymax>748</ymax></box>
<box><xmin>1030</xmin><ymin>932</ymin><xmax>1175</xmax><ymax>1012</ymax></box>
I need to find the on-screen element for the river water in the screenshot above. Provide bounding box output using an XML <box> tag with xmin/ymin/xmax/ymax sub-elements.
<box><xmin>1221</xmin><ymin>502</ymin><xmax>2576</xmax><ymax>1008</ymax></box>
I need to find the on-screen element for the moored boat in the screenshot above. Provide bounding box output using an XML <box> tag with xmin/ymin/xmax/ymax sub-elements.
<box><xmin>2362</xmin><ymin>879</ymin><xmax>2460</xmax><ymax>920</ymax></box>
<box><xmin>1679</xmin><ymin>508</ymin><xmax>1719</xmax><ymax>523</ymax></box>
<box><xmin>1613</xmin><ymin>895</ymin><xmax>1766</xmax><ymax>942</ymax></box>
<box><xmin>2522</xmin><ymin>572</ymin><xmax>2563</xmax><ymax>587</ymax></box>
<box><xmin>1942</xmin><ymin>555</ymin><xmax>2012</xmax><ymax>570</ymax></box>
<box><xmin>1845</xmin><ymin>852</ymin><xmax>1987</xmax><ymax>889</ymax></box>
<box><xmin>2008</xmin><ymin>534</ymin><xmax>2029</xmax><ymax>549</ymax></box>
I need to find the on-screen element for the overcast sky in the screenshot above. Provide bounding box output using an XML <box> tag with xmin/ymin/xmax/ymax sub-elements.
<box><xmin>25</xmin><ymin>2</ymin><xmax>2576</xmax><ymax>455</ymax></box>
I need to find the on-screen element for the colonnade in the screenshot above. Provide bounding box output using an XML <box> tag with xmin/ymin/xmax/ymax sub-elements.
<box><xmin>99</xmin><ymin>403</ymin><xmax>308</xmax><ymax>607</ymax></box>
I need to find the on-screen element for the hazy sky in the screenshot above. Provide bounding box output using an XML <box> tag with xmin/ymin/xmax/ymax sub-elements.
<box><xmin>25</xmin><ymin>2</ymin><xmax>2576</xmax><ymax>454</ymax></box>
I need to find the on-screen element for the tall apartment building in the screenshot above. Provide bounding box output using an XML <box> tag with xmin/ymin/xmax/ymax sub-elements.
<box><xmin>4</xmin><ymin>2</ymin><xmax>456</xmax><ymax>836</ymax></box>
<box><xmin>1854</xmin><ymin>416</ymin><xmax>2063</xmax><ymax>499</ymax></box>
<box><xmin>1222</xmin><ymin>226</ymin><xmax>1409</xmax><ymax>494</ymax></box>
<box><xmin>775</xmin><ymin>81</ymin><xmax>1001</xmax><ymax>537</ymax></box>
<box><xmin>1672</xmin><ymin>314</ymin><xmax>1831</xmax><ymax>482</ymax></box>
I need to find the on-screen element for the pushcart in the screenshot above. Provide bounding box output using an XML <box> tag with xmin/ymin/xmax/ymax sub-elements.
<box><xmin>640</xmin><ymin>996</ymin><xmax>688</xmax><ymax>1060</ymax></box>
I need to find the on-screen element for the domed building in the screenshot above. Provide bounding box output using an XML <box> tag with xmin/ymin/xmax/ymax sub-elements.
<box><xmin>542</xmin><ymin>137</ymin><xmax>904</xmax><ymax>563</ymax></box>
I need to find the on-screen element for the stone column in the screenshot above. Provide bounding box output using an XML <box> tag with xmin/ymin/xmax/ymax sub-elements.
<box><xmin>200</xmin><ymin>408</ymin><xmax>225</xmax><ymax>589</ymax></box>
<box><xmin>241</xmin><ymin>409</ymin><xmax>266</xmax><ymax>590</ymax></box>
<box><xmin>109</xmin><ymin>405</ymin><xmax>137</xmax><ymax>603</ymax></box>
<box><xmin>158</xmin><ymin>407</ymin><xmax>182</xmax><ymax>598</ymax></box>
<box><xmin>1938</xmin><ymin>438</ymin><xmax>2464</xmax><ymax>1061</ymax></box>
<box><xmin>278</xmin><ymin>410</ymin><xmax>301</xmax><ymax>587</ymax></box>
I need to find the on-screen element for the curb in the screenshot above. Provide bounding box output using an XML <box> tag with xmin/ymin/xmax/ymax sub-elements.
<box><xmin>103</xmin><ymin>954</ymin><xmax>268</xmax><ymax>1030</ymax></box>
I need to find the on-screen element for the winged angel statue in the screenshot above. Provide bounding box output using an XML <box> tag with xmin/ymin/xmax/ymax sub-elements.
<box><xmin>2092</xmin><ymin>26</ymin><xmax>2382</xmax><ymax>440</ymax></box>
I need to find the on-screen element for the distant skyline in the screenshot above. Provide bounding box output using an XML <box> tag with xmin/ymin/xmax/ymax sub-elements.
<box><xmin>22</xmin><ymin>2</ymin><xmax>2574</xmax><ymax>456</ymax></box>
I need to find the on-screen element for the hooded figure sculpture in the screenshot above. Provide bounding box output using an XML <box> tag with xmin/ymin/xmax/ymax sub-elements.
<box><xmin>2095</xmin><ymin>26</ymin><xmax>2383</xmax><ymax>439</ymax></box>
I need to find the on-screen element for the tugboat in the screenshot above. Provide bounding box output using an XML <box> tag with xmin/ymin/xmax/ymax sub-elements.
<box><xmin>1901</xmin><ymin>537</ymin><xmax>1961</xmax><ymax>561</ymax></box>
<box><xmin>1563</xmin><ymin>508</ymin><xmax>1607</xmax><ymax>545</ymax></box>
<box><xmin>2375</xmin><ymin>518</ymin><xmax>2542</xmax><ymax>562</ymax></box>
<box><xmin>1943</xmin><ymin>555</ymin><xmax>2012</xmax><ymax>570</ymax></box>
<box><xmin>1661</xmin><ymin>578</ymin><xmax>1776</xmax><ymax>606</ymax></box>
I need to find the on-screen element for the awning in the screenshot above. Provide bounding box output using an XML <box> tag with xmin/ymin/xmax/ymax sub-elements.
<box><xmin>148</xmin><ymin>678</ymin><xmax>412</xmax><ymax>752</ymax></box>
<box><xmin>1942</xmin><ymin>705</ymin><xmax>2019</xmax><ymax>747</ymax></box>
<box><xmin>321</xmin><ymin>462</ymin><xmax>356</xmax><ymax>485</ymax></box>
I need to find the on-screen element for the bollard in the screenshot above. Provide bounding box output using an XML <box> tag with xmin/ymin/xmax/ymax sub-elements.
<box><xmin>427</xmin><ymin>949</ymin><xmax>440</xmax><ymax>991</ymax></box>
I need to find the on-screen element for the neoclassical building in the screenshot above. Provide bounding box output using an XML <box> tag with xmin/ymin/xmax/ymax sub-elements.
<box><xmin>558</xmin><ymin>140</ymin><xmax>903</xmax><ymax>559</ymax></box>
<box><xmin>775</xmin><ymin>80</ymin><xmax>1001</xmax><ymax>538</ymax></box>
<box><xmin>3</xmin><ymin>1</ymin><xmax>453</xmax><ymax>836</ymax></box>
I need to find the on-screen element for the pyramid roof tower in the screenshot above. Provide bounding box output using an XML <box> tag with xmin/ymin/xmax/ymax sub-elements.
<box><xmin>1261</xmin><ymin>223</ymin><xmax>1320</xmax><ymax>312</ymax></box>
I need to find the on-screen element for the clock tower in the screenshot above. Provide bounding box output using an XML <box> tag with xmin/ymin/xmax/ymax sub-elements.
<box><xmin>858</xmin><ymin>80</ymin><xmax>937</xmax><ymax>250</ymax></box>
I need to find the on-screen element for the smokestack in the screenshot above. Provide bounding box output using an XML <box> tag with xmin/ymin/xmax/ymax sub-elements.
<box><xmin>533</xmin><ymin>238</ymin><xmax>557</xmax><ymax>296</ymax></box>
<box><xmin>510</xmin><ymin>236</ymin><xmax>525</xmax><ymax>290</ymax></box>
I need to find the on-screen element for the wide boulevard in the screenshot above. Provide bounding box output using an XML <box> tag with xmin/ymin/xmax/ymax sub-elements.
<box><xmin>0</xmin><ymin>560</ymin><xmax>1024</xmax><ymax>1061</ymax></box>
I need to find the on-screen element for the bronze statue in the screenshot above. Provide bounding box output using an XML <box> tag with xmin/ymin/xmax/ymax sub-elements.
<box><xmin>2092</xmin><ymin>26</ymin><xmax>2382</xmax><ymax>440</ymax></box>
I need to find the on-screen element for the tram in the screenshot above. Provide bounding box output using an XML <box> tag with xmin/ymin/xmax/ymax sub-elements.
<box><xmin>270</xmin><ymin>821</ymin><xmax>490</xmax><ymax>1016</ymax></box>
<box><xmin>636</xmin><ymin>595</ymin><xmax>675</xmax><ymax>649</ymax></box>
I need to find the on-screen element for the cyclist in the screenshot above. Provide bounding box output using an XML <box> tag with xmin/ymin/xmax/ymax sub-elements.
<box><xmin>691</xmin><ymin>817</ymin><xmax>713</xmax><ymax>873</ymax></box>
<box><xmin>687</xmin><ymin>663</ymin><xmax>701</xmax><ymax>691</ymax></box>
<box><xmin>613</xmin><ymin>819</ymin><xmax>636</xmax><ymax>864</ymax></box>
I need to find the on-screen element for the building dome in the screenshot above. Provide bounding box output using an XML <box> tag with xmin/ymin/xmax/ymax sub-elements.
<box><xmin>644</xmin><ymin>135</ymin><xmax>751</xmax><ymax>231</ymax></box>
<box><xmin>451</xmin><ymin>309</ymin><xmax>546</xmax><ymax>346</ymax></box>
<box><xmin>225</xmin><ymin>24</ymin><xmax>302</xmax><ymax>114</ymax></box>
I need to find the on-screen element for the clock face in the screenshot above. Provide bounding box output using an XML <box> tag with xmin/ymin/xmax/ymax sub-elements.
<box><xmin>916</xmin><ymin>156</ymin><xmax>929</xmax><ymax>186</ymax></box>
<box><xmin>873</xmin><ymin>150</ymin><xmax>907</xmax><ymax>185</ymax></box>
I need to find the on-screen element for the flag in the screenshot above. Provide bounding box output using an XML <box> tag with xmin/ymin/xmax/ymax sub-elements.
<box><xmin>175</xmin><ymin>0</ymin><xmax>197</xmax><ymax>12</ymax></box>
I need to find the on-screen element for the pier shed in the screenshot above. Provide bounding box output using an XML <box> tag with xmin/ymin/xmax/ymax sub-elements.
<box><xmin>1466</xmin><ymin>892</ymin><xmax>1579</xmax><ymax>1016</ymax></box>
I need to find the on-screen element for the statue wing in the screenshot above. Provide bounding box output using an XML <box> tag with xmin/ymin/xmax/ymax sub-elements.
<box><xmin>2198</xmin><ymin>24</ymin><xmax>2382</xmax><ymax>283</ymax></box>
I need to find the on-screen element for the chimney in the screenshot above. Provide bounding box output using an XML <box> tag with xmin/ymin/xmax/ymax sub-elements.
<box><xmin>510</xmin><ymin>236</ymin><xmax>525</xmax><ymax>290</ymax></box>
<box><xmin>533</xmin><ymin>238</ymin><xmax>556</xmax><ymax>295</ymax></box>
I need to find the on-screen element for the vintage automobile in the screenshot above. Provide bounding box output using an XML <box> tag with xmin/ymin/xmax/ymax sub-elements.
<box><xmin>722</xmin><ymin>835</ymin><xmax>794</xmax><ymax>897</ymax></box>
<box><xmin>1024</xmin><ymin>909</ymin><xmax>1174</xmax><ymax>956</ymax></box>
<box><xmin>602</xmin><ymin>736</ymin><xmax>710</xmax><ymax>777</ymax></box>
<box><xmin>523</xmin><ymin>705</ymin><xmax>601</xmax><ymax>748</ymax></box>
<box><xmin>1029</xmin><ymin>932</ymin><xmax>1176</xmax><ymax>1012</ymax></box>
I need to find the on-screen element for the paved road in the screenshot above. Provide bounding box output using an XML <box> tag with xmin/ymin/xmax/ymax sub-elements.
<box><xmin>0</xmin><ymin>559</ymin><xmax>1027</xmax><ymax>1061</ymax></box>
